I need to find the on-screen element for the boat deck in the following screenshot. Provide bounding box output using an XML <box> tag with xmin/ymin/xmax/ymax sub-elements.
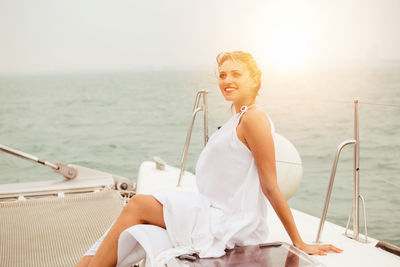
<box><xmin>266</xmin><ymin>205</ymin><xmax>400</xmax><ymax>267</ymax></box>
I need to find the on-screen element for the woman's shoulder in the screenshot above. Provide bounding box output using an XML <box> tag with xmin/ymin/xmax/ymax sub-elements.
<box><xmin>240</xmin><ymin>107</ymin><xmax>272</xmax><ymax>131</ymax></box>
<box><xmin>236</xmin><ymin>107</ymin><xmax>274</xmax><ymax>148</ymax></box>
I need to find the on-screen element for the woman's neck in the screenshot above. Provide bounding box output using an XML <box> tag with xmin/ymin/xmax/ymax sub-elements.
<box><xmin>233</xmin><ymin>98</ymin><xmax>257</xmax><ymax>113</ymax></box>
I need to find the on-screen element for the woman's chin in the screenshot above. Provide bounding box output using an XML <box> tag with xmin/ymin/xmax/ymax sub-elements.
<box><xmin>222</xmin><ymin>94</ymin><xmax>235</xmax><ymax>102</ymax></box>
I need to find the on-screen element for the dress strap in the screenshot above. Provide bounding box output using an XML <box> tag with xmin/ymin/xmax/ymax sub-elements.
<box><xmin>236</xmin><ymin>104</ymin><xmax>275</xmax><ymax>133</ymax></box>
<box><xmin>238</xmin><ymin>104</ymin><xmax>258</xmax><ymax>117</ymax></box>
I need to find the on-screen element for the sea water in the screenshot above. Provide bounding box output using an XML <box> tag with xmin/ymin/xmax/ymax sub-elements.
<box><xmin>0</xmin><ymin>67</ymin><xmax>399</xmax><ymax>246</ymax></box>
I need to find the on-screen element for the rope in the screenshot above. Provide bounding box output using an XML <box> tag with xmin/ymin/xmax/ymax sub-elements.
<box><xmin>276</xmin><ymin>160</ymin><xmax>302</xmax><ymax>165</ymax></box>
<box><xmin>301</xmin><ymin>161</ymin><xmax>400</xmax><ymax>190</ymax></box>
<box><xmin>206</xmin><ymin>91</ymin><xmax>400</xmax><ymax>190</ymax></box>
<box><xmin>358</xmin><ymin>101</ymin><xmax>400</xmax><ymax>109</ymax></box>
<box><xmin>261</xmin><ymin>95</ymin><xmax>400</xmax><ymax>108</ymax></box>
<box><xmin>303</xmin><ymin>97</ymin><xmax>353</xmax><ymax>105</ymax></box>
<box><xmin>262</xmin><ymin>95</ymin><xmax>354</xmax><ymax>105</ymax></box>
<box><xmin>378</xmin><ymin>177</ymin><xmax>400</xmax><ymax>190</ymax></box>
<box><xmin>360</xmin><ymin>170</ymin><xmax>400</xmax><ymax>190</ymax></box>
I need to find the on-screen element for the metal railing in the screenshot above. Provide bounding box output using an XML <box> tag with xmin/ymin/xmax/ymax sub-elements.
<box><xmin>177</xmin><ymin>90</ymin><xmax>209</xmax><ymax>186</ymax></box>
<box><xmin>0</xmin><ymin>144</ymin><xmax>77</xmax><ymax>180</ymax></box>
<box><xmin>315</xmin><ymin>100</ymin><xmax>368</xmax><ymax>243</ymax></box>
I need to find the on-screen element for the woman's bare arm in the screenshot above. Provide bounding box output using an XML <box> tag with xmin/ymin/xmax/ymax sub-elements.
<box><xmin>238</xmin><ymin>109</ymin><xmax>342</xmax><ymax>255</ymax></box>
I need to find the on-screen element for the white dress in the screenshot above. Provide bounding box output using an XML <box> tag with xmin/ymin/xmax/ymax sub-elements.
<box><xmin>153</xmin><ymin>105</ymin><xmax>275</xmax><ymax>257</ymax></box>
<box><xmin>85</xmin><ymin>105</ymin><xmax>276</xmax><ymax>266</ymax></box>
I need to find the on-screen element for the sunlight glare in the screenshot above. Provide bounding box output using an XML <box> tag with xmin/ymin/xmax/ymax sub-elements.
<box><xmin>267</xmin><ymin>22</ymin><xmax>310</xmax><ymax>70</ymax></box>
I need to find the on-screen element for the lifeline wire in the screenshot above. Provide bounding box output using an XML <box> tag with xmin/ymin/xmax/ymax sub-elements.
<box><xmin>360</xmin><ymin>169</ymin><xmax>400</xmax><ymax>190</ymax></box>
<box><xmin>301</xmin><ymin>162</ymin><xmax>400</xmax><ymax>191</ymax></box>
<box><xmin>358</xmin><ymin>101</ymin><xmax>400</xmax><ymax>108</ymax></box>
<box><xmin>205</xmin><ymin>92</ymin><xmax>400</xmax><ymax>190</ymax></box>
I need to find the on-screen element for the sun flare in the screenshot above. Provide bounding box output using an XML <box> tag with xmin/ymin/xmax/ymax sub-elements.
<box><xmin>266</xmin><ymin>22</ymin><xmax>311</xmax><ymax>70</ymax></box>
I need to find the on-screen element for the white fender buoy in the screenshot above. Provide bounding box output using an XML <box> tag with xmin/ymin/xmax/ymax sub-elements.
<box><xmin>137</xmin><ymin>134</ymin><xmax>302</xmax><ymax>199</ymax></box>
<box><xmin>273</xmin><ymin>133</ymin><xmax>303</xmax><ymax>200</ymax></box>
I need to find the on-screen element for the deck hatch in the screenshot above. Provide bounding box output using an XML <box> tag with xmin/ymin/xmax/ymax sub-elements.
<box><xmin>176</xmin><ymin>242</ymin><xmax>324</xmax><ymax>266</ymax></box>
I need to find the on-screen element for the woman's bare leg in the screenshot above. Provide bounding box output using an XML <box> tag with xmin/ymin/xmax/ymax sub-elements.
<box><xmin>75</xmin><ymin>256</ymin><xmax>93</xmax><ymax>267</ymax></box>
<box><xmin>76</xmin><ymin>194</ymin><xmax>165</xmax><ymax>267</ymax></box>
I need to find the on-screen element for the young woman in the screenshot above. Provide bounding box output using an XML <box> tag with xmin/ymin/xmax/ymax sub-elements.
<box><xmin>76</xmin><ymin>51</ymin><xmax>342</xmax><ymax>267</ymax></box>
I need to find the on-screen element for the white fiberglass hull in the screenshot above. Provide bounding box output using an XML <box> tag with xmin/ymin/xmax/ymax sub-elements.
<box><xmin>138</xmin><ymin>161</ymin><xmax>400</xmax><ymax>267</ymax></box>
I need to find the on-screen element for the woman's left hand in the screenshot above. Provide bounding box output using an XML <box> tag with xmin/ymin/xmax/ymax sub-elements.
<box><xmin>295</xmin><ymin>242</ymin><xmax>343</xmax><ymax>256</ymax></box>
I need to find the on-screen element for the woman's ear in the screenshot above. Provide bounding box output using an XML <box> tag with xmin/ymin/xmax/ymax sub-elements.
<box><xmin>252</xmin><ymin>77</ymin><xmax>259</xmax><ymax>89</ymax></box>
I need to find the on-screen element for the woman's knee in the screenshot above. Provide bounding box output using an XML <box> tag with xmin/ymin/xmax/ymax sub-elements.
<box><xmin>122</xmin><ymin>195</ymin><xmax>147</xmax><ymax>222</ymax></box>
<box><xmin>122</xmin><ymin>194</ymin><xmax>165</xmax><ymax>227</ymax></box>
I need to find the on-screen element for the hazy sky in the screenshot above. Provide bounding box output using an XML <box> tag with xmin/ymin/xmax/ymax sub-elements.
<box><xmin>0</xmin><ymin>0</ymin><xmax>399</xmax><ymax>74</ymax></box>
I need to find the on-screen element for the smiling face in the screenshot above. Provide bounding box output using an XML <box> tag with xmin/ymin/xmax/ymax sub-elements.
<box><xmin>218</xmin><ymin>59</ymin><xmax>257</xmax><ymax>104</ymax></box>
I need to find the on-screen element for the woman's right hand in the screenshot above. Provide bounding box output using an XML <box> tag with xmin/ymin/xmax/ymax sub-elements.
<box><xmin>295</xmin><ymin>242</ymin><xmax>343</xmax><ymax>256</ymax></box>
